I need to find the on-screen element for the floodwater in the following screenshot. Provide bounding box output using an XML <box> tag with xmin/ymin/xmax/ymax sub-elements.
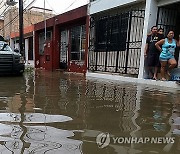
<box><xmin>0</xmin><ymin>70</ymin><xmax>179</xmax><ymax>154</ymax></box>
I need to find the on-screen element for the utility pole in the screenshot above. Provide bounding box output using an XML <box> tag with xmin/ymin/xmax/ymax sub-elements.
<box><xmin>44</xmin><ymin>0</ymin><xmax>46</xmax><ymax>41</ymax></box>
<box><xmin>6</xmin><ymin>0</ymin><xmax>24</xmax><ymax>58</ymax></box>
<box><xmin>19</xmin><ymin>0</ymin><xmax>24</xmax><ymax>58</ymax></box>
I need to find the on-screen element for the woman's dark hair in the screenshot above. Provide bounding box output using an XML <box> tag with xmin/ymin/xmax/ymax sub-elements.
<box><xmin>166</xmin><ymin>30</ymin><xmax>175</xmax><ymax>38</ymax></box>
<box><xmin>167</xmin><ymin>30</ymin><xmax>174</xmax><ymax>33</ymax></box>
<box><xmin>151</xmin><ymin>26</ymin><xmax>157</xmax><ymax>30</ymax></box>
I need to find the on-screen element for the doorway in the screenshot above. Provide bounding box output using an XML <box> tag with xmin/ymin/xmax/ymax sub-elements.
<box><xmin>156</xmin><ymin>2</ymin><xmax>180</xmax><ymax>65</ymax></box>
<box><xmin>28</xmin><ymin>36</ymin><xmax>33</xmax><ymax>60</ymax></box>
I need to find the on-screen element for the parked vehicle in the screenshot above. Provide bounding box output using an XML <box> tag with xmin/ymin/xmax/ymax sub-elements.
<box><xmin>0</xmin><ymin>36</ymin><xmax>24</xmax><ymax>75</ymax></box>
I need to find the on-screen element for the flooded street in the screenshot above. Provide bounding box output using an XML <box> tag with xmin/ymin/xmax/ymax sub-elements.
<box><xmin>0</xmin><ymin>70</ymin><xmax>180</xmax><ymax>154</ymax></box>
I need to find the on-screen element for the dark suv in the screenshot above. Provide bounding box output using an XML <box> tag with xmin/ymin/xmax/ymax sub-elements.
<box><xmin>0</xmin><ymin>40</ymin><xmax>24</xmax><ymax>75</ymax></box>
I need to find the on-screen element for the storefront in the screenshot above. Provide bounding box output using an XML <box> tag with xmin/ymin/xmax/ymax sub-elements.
<box><xmin>34</xmin><ymin>5</ymin><xmax>89</xmax><ymax>74</ymax></box>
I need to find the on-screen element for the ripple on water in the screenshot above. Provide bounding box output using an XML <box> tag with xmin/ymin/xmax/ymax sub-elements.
<box><xmin>0</xmin><ymin>113</ymin><xmax>72</xmax><ymax>123</ymax></box>
<box><xmin>0</xmin><ymin>123</ymin><xmax>83</xmax><ymax>154</ymax></box>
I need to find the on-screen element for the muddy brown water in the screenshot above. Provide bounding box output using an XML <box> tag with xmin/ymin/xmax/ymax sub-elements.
<box><xmin>0</xmin><ymin>70</ymin><xmax>179</xmax><ymax>154</ymax></box>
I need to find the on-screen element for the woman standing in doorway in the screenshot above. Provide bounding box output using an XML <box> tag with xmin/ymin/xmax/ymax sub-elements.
<box><xmin>155</xmin><ymin>30</ymin><xmax>180</xmax><ymax>81</ymax></box>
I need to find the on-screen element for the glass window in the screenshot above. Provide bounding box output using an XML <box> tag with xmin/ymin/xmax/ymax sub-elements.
<box><xmin>0</xmin><ymin>41</ymin><xmax>12</xmax><ymax>52</ymax></box>
<box><xmin>70</xmin><ymin>25</ymin><xmax>86</xmax><ymax>61</ymax></box>
<box><xmin>39</xmin><ymin>31</ymin><xmax>52</xmax><ymax>55</ymax></box>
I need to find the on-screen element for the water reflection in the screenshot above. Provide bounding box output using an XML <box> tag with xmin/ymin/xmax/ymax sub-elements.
<box><xmin>0</xmin><ymin>70</ymin><xmax>179</xmax><ymax>153</ymax></box>
<box><xmin>0</xmin><ymin>124</ymin><xmax>82</xmax><ymax>153</ymax></box>
<box><xmin>0</xmin><ymin>113</ymin><xmax>72</xmax><ymax>123</ymax></box>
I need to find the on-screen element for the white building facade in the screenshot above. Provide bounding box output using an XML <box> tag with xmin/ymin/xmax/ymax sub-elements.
<box><xmin>88</xmin><ymin>0</ymin><xmax>180</xmax><ymax>79</ymax></box>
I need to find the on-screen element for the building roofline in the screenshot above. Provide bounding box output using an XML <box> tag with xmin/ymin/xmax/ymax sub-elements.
<box><xmin>10</xmin><ymin>25</ymin><xmax>34</xmax><ymax>38</ymax></box>
<box><xmin>28</xmin><ymin>6</ymin><xmax>52</xmax><ymax>12</ymax></box>
<box><xmin>34</xmin><ymin>5</ymin><xmax>88</xmax><ymax>31</ymax></box>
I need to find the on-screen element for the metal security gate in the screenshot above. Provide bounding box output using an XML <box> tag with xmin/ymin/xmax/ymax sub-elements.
<box><xmin>89</xmin><ymin>10</ymin><xmax>145</xmax><ymax>75</ymax></box>
<box><xmin>156</xmin><ymin>7</ymin><xmax>178</xmax><ymax>36</ymax></box>
<box><xmin>156</xmin><ymin>6</ymin><xmax>180</xmax><ymax>63</ymax></box>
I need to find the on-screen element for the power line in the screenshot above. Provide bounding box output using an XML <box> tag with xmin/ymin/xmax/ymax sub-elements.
<box><xmin>61</xmin><ymin>0</ymin><xmax>78</xmax><ymax>13</ymax></box>
<box><xmin>45</xmin><ymin>0</ymin><xmax>57</xmax><ymax>14</ymax></box>
<box><xmin>0</xmin><ymin>1</ymin><xmax>6</xmax><ymax>11</ymax></box>
<box><xmin>0</xmin><ymin>0</ymin><xmax>28</xmax><ymax>31</ymax></box>
<box><xmin>0</xmin><ymin>0</ymin><xmax>4</xmax><ymax>6</ymax></box>
<box><xmin>0</xmin><ymin>0</ymin><xmax>28</xmax><ymax>18</ymax></box>
<box><xmin>0</xmin><ymin>5</ymin><xmax>10</xmax><ymax>17</ymax></box>
<box><xmin>0</xmin><ymin>0</ymin><xmax>88</xmax><ymax>33</ymax></box>
<box><xmin>0</xmin><ymin>0</ymin><xmax>37</xmax><ymax>32</ymax></box>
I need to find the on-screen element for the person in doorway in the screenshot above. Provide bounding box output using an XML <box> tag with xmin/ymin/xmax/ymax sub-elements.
<box><xmin>144</xmin><ymin>26</ymin><xmax>164</xmax><ymax>80</ymax></box>
<box><xmin>147</xmin><ymin>27</ymin><xmax>164</xmax><ymax>37</ymax></box>
<box><xmin>158</xmin><ymin>28</ymin><xmax>164</xmax><ymax>38</ymax></box>
<box><xmin>155</xmin><ymin>31</ymin><xmax>180</xmax><ymax>81</ymax></box>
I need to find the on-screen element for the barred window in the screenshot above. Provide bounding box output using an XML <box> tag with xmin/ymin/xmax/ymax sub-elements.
<box><xmin>95</xmin><ymin>17</ymin><xmax>108</xmax><ymax>51</ymax></box>
<box><xmin>95</xmin><ymin>12</ymin><xmax>129</xmax><ymax>51</ymax></box>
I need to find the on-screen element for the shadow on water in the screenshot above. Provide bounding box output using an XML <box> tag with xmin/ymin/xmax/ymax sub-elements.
<box><xmin>0</xmin><ymin>70</ymin><xmax>179</xmax><ymax>154</ymax></box>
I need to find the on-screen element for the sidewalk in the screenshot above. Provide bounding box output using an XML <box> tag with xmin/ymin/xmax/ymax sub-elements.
<box><xmin>86</xmin><ymin>71</ymin><xmax>180</xmax><ymax>89</ymax></box>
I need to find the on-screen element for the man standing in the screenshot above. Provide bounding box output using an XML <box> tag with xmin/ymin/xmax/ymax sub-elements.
<box><xmin>144</xmin><ymin>26</ymin><xmax>164</xmax><ymax>80</ymax></box>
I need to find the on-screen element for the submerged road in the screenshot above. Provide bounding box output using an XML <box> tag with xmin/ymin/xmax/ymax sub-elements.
<box><xmin>0</xmin><ymin>70</ymin><xmax>179</xmax><ymax>154</ymax></box>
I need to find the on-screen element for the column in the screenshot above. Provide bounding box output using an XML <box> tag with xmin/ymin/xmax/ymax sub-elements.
<box><xmin>138</xmin><ymin>0</ymin><xmax>158</xmax><ymax>79</ymax></box>
<box><xmin>25</xmin><ymin>38</ymin><xmax>29</xmax><ymax>66</ymax></box>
